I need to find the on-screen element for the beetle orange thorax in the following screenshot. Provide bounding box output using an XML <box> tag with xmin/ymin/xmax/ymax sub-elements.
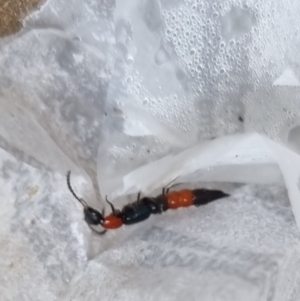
<box><xmin>102</xmin><ymin>214</ymin><xmax>123</xmax><ymax>229</ymax></box>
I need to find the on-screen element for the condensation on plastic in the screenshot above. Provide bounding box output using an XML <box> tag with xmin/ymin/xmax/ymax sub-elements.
<box><xmin>97</xmin><ymin>0</ymin><xmax>300</xmax><ymax>197</ymax></box>
<box><xmin>2</xmin><ymin>0</ymin><xmax>300</xmax><ymax>300</ymax></box>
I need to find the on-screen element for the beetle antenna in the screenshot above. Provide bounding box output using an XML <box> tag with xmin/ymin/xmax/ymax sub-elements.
<box><xmin>66</xmin><ymin>171</ymin><xmax>88</xmax><ymax>208</ymax></box>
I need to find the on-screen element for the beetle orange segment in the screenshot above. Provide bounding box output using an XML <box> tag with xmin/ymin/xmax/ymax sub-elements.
<box><xmin>166</xmin><ymin>190</ymin><xmax>193</xmax><ymax>209</ymax></box>
<box><xmin>102</xmin><ymin>214</ymin><xmax>123</xmax><ymax>229</ymax></box>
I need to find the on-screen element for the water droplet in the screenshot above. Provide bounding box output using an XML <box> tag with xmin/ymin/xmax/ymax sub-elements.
<box><xmin>189</xmin><ymin>48</ymin><xmax>196</xmax><ymax>55</ymax></box>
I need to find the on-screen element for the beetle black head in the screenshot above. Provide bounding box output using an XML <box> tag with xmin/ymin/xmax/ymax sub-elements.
<box><xmin>84</xmin><ymin>206</ymin><xmax>104</xmax><ymax>225</ymax></box>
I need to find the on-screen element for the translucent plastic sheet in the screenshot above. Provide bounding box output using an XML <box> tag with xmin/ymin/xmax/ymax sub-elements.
<box><xmin>2</xmin><ymin>0</ymin><xmax>300</xmax><ymax>300</ymax></box>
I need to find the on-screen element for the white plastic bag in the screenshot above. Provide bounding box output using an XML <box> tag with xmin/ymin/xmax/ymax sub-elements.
<box><xmin>2</xmin><ymin>0</ymin><xmax>300</xmax><ymax>300</ymax></box>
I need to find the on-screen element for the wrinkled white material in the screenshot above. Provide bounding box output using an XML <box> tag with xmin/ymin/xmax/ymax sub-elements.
<box><xmin>121</xmin><ymin>133</ymin><xmax>282</xmax><ymax>194</ymax></box>
<box><xmin>2</xmin><ymin>0</ymin><xmax>300</xmax><ymax>300</ymax></box>
<box><xmin>121</xmin><ymin>132</ymin><xmax>300</xmax><ymax>231</ymax></box>
<box><xmin>273</xmin><ymin>68</ymin><xmax>300</xmax><ymax>87</ymax></box>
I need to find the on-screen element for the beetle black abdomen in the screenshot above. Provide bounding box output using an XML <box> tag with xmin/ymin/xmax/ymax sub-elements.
<box><xmin>192</xmin><ymin>189</ymin><xmax>229</xmax><ymax>207</ymax></box>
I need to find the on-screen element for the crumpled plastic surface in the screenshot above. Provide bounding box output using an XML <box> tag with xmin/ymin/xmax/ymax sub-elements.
<box><xmin>2</xmin><ymin>0</ymin><xmax>300</xmax><ymax>300</ymax></box>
